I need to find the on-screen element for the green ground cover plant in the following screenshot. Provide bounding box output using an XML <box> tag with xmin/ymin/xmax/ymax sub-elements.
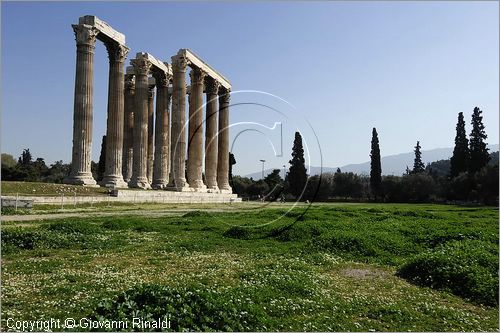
<box><xmin>1</xmin><ymin>203</ymin><xmax>498</xmax><ymax>331</ymax></box>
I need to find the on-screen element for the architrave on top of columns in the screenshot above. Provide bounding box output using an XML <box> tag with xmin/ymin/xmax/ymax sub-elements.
<box><xmin>134</xmin><ymin>52</ymin><xmax>172</xmax><ymax>77</ymax></box>
<box><xmin>78</xmin><ymin>15</ymin><xmax>126</xmax><ymax>46</ymax></box>
<box><xmin>178</xmin><ymin>49</ymin><xmax>231</xmax><ymax>90</ymax></box>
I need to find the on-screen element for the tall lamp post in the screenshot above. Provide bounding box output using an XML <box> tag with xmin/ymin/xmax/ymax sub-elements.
<box><xmin>259</xmin><ymin>159</ymin><xmax>266</xmax><ymax>180</ymax></box>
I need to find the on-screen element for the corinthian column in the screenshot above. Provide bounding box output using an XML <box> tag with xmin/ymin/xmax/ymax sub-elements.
<box><xmin>168</xmin><ymin>54</ymin><xmax>189</xmax><ymax>191</ymax></box>
<box><xmin>217</xmin><ymin>88</ymin><xmax>232</xmax><ymax>192</ymax></box>
<box><xmin>101</xmin><ymin>42</ymin><xmax>129</xmax><ymax>188</ymax></box>
<box><xmin>187</xmin><ymin>68</ymin><xmax>207</xmax><ymax>191</ymax></box>
<box><xmin>204</xmin><ymin>78</ymin><xmax>220</xmax><ymax>191</ymax></box>
<box><xmin>129</xmin><ymin>56</ymin><xmax>151</xmax><ymax>189</ymax></box>
<box><xmin>122</xmin><ymin>74</ymin><xmax>135</xmax><ymax>182</ymax></box>
<box><xmin>147</xmin><ymin>79</ymin><xmax>155</xmax><ymax>184</ymax></box>
<box><xmin>65</xmin><ymin>24</ymin><xmax>99</xmax><ymax>186</ymax></box>
<box><xmin>152</xmin><ymin>72</ymin><xmax>171</xmax><ymax>189</ymax></box>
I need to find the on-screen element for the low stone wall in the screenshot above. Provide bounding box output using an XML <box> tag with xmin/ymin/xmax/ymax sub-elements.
<box><xmin>1</xmin><ymin>190</ymin><xmax>241</xmax><ymax>206</ymax></box>
<box><xmin>1</xmin><ymin>198</ymin><xmax>34</xmax><ymax>209</ymax></box>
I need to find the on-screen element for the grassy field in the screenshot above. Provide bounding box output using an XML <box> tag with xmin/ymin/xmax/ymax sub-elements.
<box><xmin>1</xmin><ymin>203</ymin><xmax>498</xmax><ymax>331</ymax></box>
<box><xmin>1</xmin><ymin>181</ymin><xmax>110</xmax><ymax>196</ymax></box>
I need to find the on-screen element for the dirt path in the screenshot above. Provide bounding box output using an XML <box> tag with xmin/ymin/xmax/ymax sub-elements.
<box><xmin>1</xmin><ymin>208</ymin><xmax>232</xmax><ymax>223</ymax></box>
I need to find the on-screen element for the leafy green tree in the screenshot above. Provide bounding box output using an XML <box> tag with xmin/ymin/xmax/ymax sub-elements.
<box><xmin>469</xmin><ymin>107</ymin><xmax>490</xmax><ymax>173</ymax></box>
<box><xmin>489</xmin><ymin>151</ymin><xmax>499</xmax><ymax>166</ymax></box>
<box><xmin>446</xmin><ymin>172</ymin><xmax>474</xmax><ymax>201</ymax></box>
<box><xmin>426</xmin><ymin>159</ymin><xmax>451</xmax><ymax>178</ymax></box>
<box><xmin>1</xmin><ymin>153</ymin><xmax>18</xmax><ymax>181</ymax></box>
<box><xmin>1</xmin><ymin>153</ymin><xmax>16</xmax><ymax>168</ymax></box>
<box><xmin>333</xmin><ymin>172</ymin><xmax>363</xmax><ymax>199</ymax></box>
<box><xmin>412</xmin><ymin>141</ymin><xmax>425</xmax><ymax>174</ymax></box>
<box><xmin>15</xmin><ymin>148</ymin><xmax>39</xmax><ymax>181</ymax></box>
<box><xmin>232</xmin><ymin>176</ymin><xmax>253</xmax><ymax>197</ymax></box>
<box><xmin>248</xmin><ymin>179</ymin><xmax>269</xmax><ymax>198</ymax></box>
<box><xmin>264</xmin><ymin>169</ymin><xmax>282</xmax><ymax>189</ymax></box>
<box><xmin>46</xmin><ymin>161</ymin><xmax>71</xmax><ymax>183</ymax></box>
<box><xmin>401</xmin><ymin>173</ymin><xmax>436</xmax><ymax>202</ymax></box>
<box><xmin>33</xmin><ymin>158</ymin><xmax>49</xmax><ymax>177</ymax></box>
<box><xmin>286</xmin><ymin>132</ymin><xmax>307</xmax><ymax>198</ymax></box>
<box><xmin>381</xmin><ymin>176</ymin><xmax>404</xmax><ymax>202</ymax></box>
<box><xmin>304</xmin><ymin>173</ymin><xmax>334</xmax><ymax>201</ymax></box>
<box><xmin>474</xmin><ymin>164</ymin><xmax>499</xmax><ymax>205</ymax></box>
<box><xmin>18</xmin><ymin>148</ymin><xmax>33</xmax><ymax>166</ymax></box>
<box><xmin>450</xmin><ymin>112</ymin><xmax>470</xmax><ymax>177</ymax></box>
<box><xmin>370</xmin><ymin>127</ymin><xmax>382</xmax><ymax>198</ymax></box>
<box><xmin>263</xmin><ymin>169</ymin><xmax>284</xmax><ymax>201</ymax></box>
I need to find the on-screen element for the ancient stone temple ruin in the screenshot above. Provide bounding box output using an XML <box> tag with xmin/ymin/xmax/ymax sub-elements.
<box><xmin>64</xmin><ymin>15</ymin><xmax>233</xmax><ymax>195</ymax></box>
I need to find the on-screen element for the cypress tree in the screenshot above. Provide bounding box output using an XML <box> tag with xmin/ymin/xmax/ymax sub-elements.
<box><xmin>412</xmin><ymin>141</ymin><xmax>425</xmax><ymax>174</ymax></box>
<box><xmin>97</xmin><ymin>135</ymin><xmax>107</xmax><ymax>181</ymax></box>
<box><xmin>370</xmin><ymin>127</ymin><xmax>382</xmax><ymax>198</ymax></box>
<box><xmin>450</xmin><ymin>112</ymin><xmax>469</xmax><ymax>177</ymax></box>
<box><xmin>229</xmin><ymin>152</ymin><xmax>236</xmax><ymax>187</ymax></box>
<box><xmin>287</xmin><ymin>132</ymin><xmax>308</xmax><ymax>198</ymax></box>
<box><xmin>469</xmin><ymin>107</ymin><xmax>490</xmax><ymax>173</ymax></box>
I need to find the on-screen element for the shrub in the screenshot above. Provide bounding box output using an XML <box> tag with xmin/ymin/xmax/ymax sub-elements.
<box><xmin>1</xmin><ymin>207</ymin><xmax>31</xmax><ymax>215</ymax></box>
<box><xmin>45</xmin><ymin>220</ymin><xmax>100</xmax><ymax>234</ymax></box>
<box><xmin>93</xmin><ymin>284</ymin><xmax>266</xmax><ymax>331</ymax></box>
<box><xmin>397</xmin><ymin>240</ymin><xmax>498</xmax><ymax>306</ymax></box>
<box><xmin>223</xmin><ymin>226</ymin><xmax>250</xmax><ymax>239</ymax></box>
<box><xmin>183</xmin><ymin>211</ymin><xmax>211</xmax><ymax>218</ymax></box>
<box><xmin>1</xmin><ymin>229</ymin><xmax>45</xmax><ymax>251</ymax></box>
<box><xmin>2</xmin><ymin>221</ymin><xmax>110</xmax><ymax>252</ymax></box>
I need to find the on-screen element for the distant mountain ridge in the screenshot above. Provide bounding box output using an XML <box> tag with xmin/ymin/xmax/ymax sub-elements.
<box><xmin>243</xmin><ymin>144</ymin><xmax>499</xmax><ymax>179</ymax></box>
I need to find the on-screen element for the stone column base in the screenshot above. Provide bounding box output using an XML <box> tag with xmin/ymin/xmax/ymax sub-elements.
<box><xmin>64</xmin><ymin>173</ymin><xmax>98</xmax><ymax>187</ymax></box>
<box><xmin>189</xmin><ymin>180</ymin><xmax>207</xmax><ymax>192</ymax></box>
<box><xmin>152</xmin><ymin>182</ymin><xmax>169</xmax><ymax>190</ymax></box>
<box><xmin>219</xmin><ymin>188</ymin><xmax>233</xmax><ymax>194</ymax></box>
<box><xmin>166</xmin><ymin>185</ymin><xmax>192</xmax><ymax>192</ymax></box>
<box><xmin>206</xmin><ymin>186</ymin><xmax>219</xmax><ymax>193</ymax></box>
<box><xmin>128</xmin><ymin>178</ymin><xmax>152</xmax><ymax>189</ymax></box>
<box><xmin>100</xmin><ymin>175</ymin><xmax>129</xmax><ymax>188</ymax></box>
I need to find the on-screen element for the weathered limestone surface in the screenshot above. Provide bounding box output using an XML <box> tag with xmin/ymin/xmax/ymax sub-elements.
<box><xmin>65</xmin><ymin>24</ymin><xmax>99</xmax><ymax>186</ymax></box>
<box><xmin>66</xmin><ymin>16</ymin><xmax>130</xmax><ymax>188</ymax></box>
<box><xmin>129</xmin><ymin>55</ymin><xmax>151</xmax><ymax>189</ymax></box>
<box><xmin>187</xmin><ymin>68</ymin><xmax>207</xmax><ymax>190</ymax></box>
<box><xmin>179</xmin><ymin>49</ymin><xmax>231</xmax><ymax>89</ymax></box>
<box><xmin>66</xmin><ymin>20</ymin><xmax>236</xmax><ymax>196</ymax></box>
<box><xmin>168</xmin><ymin>54</ymin><xmax>190</xmax><ymax>191</ymax></box>
<box><xmin>122</xmin><ymin>72</ymin><xmax>135</xmax><ymax>182</ymax></box>
<box><xmin>1</xmin><ymin>191</ymin><xmax>241</xmax><ymax>206</ymax></box>
<box><xmin>152</xmin><ymin>71</ymin><xmax>171</xmax><ymax>189</ymax></box>
<box><xmin>204</xmin><ymin>77</ymin><xmax>220</xmax><ymax>191</ymax></box>
<box><xmin>147</xmin><ymin>78</ymin><xmax>155</xmax><ymax>184</ymax></box>
<box><xmin>101</xmin><ymin>42</ymin><xmax>129</xmax><ymax>188</ymax></box>
<box><xmin>217</xmin><ymin>88</ymin><xmax>232</xmax><ymax>192</ymax></box>
<box><xmin>78</xmin><ymin>15</ymin><xmax>125</xmax><ymax>45</ymax></box>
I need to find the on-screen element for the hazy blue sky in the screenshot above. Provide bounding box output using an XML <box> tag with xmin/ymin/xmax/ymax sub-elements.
<box><xmin>2</xmin><ymin>1</ymin><xmax>498</xmax><ymax>176</ymax></box>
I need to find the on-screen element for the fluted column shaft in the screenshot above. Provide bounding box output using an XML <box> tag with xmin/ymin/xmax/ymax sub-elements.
<box><xmin>205</xmin><ymin>78</ymin><xmax>219</xmax><ymax>191</ymax></box>
<box><xmin>187</xmin><ymin>68</ymin><xmax>207</xmax><ymax>190</ymax></box>
<box><xmin>129</xmin><ymin>57</ymin><xmax>151</xmax><ymax>189</ymax></box>
<box><xmin>122</xmin><ymin>74</ymin><xmax>135</xmax><ymax>182</ymax></box>
<box><xmin>168</xmin><ymin>54</ymin><xmax>189</xmax><ymax>190</ymax></box>
<box><xmin>152</xmin><ymin>72</ymin><xmax>171</xmax><ymax>189</ymax></box>
<box><xmin>147</xmin><ymin>83</ymin><xmax>155</xmax><ymax>183</ymax></box>
<box><xmin>65</xmin><ymin>24</ymin><xmax>99</xmax><ymax>186</ymax></box>
<box><xmin>101</xmin><ymin>43</ymin><xmax>129</xmax><ymax>188</ymax></box>
<box><xmin>217</xmin><ymin>89</ymin><xmax>232</xmax><ymax>192</ymax></box>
